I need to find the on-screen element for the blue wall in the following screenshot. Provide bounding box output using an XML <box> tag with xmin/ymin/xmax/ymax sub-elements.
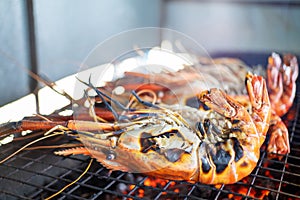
<box><xmin>0</xmin><ymin>1</ymin><xmax>30</xmax><ymax>105</ymax></box>
<box><xmin>164</xmin><ymin>1</ymin><xmax>300</xmax><ymax>54</ymax></box>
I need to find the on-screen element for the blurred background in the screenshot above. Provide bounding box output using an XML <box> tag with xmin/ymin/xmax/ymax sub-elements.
<box><xmin>0</xmin><ymin>0</ymin><xmax>299</xmax><ymax>106</ymax></box>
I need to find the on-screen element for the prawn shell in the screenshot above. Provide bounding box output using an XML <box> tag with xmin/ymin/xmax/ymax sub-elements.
<box><xmin>81</xmin><ymin>134</ymin><xmax>200</xmax><ymax>181</ymax></box>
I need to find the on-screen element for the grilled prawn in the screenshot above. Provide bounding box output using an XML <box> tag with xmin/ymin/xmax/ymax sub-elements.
<box><xmin>0</xmin><ymin>73</ymin><xmax>270</xmax><ymax>184</ymax></box>
<box><xmin>55</xmin><ymin>73</ymin><xmax>271</xmax><ymax>184</ymax></box>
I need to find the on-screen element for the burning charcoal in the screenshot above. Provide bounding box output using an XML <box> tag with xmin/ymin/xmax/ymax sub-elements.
<box><xmin>124</xmin><ymin>173</ymin><xmax>135</xmax><ymax>182</ymax></box>
<box><xmin>116</xmin><ymin>183</ymin><xmax>127</xmax><ymax>194</ymax></box>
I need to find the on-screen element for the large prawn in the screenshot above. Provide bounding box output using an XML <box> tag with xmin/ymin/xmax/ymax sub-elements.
<box><xmin>0</xmin><ymin>72</ymin><xmax>270</xmax><ymax>184</ymax></box>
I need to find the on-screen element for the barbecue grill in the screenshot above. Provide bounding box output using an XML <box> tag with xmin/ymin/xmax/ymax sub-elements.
<box><xmin>0</xmin><ymin>59</ymin><xmax>299</xmax><ymax>200</ymax></box>
<box><xmin>1</xmin><ymin>0</ymin><xmax>299</xmax><ymax>199</ymax></box>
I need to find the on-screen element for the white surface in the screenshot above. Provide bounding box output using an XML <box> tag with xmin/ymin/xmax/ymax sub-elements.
<box><xmin>0</xmin><ymin>48</ymin><xmax>194</xmax><ymax>123</ymax></box>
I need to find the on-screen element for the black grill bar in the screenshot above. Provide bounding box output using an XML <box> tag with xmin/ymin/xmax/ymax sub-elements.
<box><xmin>125</xmin><ymin>176</ymin><xmax>148</xmax><ymax>199</ymax></box>
<box><xmin>184</xmin><ymin>184</ymin><xmax>197</xmax><ymax>199</ymax></box>
<box><xmin>153</xmin><ymin>180</ymin><xmax>174</xmax><ymax>200</ymax></box>
<box><xmin>212</xmin><ymin>184</ymin><xmax>224</xmax><ymax>200</ymax></box>
<box><xmin>245</xmin><ymin>148</ymin><xmax>267</xmax><ymax>199</ymax></box>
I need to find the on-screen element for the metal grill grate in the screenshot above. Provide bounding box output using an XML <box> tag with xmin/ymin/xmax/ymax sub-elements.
<box><xmin>0</xmin><ymin>81</ymin><xmax>300</xmax><ymax>200</ymax></box>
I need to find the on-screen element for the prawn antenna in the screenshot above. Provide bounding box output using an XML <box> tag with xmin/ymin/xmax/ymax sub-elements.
<box><xmin>86</xmin><ymin>76</ymin><xmax>120</xmax><ymax>120</ymax></box>
<box><xmin>131</xmin><ymin>90</ymin><xmax>160</xmax><ymax>109</ymax></box>
<box><xmin>76</xmin><ymin>77</ymin><xmax>130</xmax><ymax>111</ymax></box>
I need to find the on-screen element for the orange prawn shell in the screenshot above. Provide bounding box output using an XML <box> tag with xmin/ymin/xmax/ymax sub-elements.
<box><xmin>79</xmin><ymin>132</ymin><xmax>201</xmax><ymax>181</ymax></box>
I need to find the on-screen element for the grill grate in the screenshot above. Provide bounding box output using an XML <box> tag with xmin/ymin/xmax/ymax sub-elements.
<box><xmin>0</xmin><ymin>81</ymin><xmax>300</xmax><ymax>200</ymax></box>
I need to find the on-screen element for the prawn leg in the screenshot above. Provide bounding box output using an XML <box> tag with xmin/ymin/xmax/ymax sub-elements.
<box><xmin>0</xmin><ymin>119</ymin><xmax>118</xmax><ymax>140</ymax></box>
<box><xmin>267</xmin><ymin>111</ymin><xmax>290</xmax><ymax>158</ymax></box>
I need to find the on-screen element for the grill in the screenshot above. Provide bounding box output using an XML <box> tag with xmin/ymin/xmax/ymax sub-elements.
<box><xmin>0</xmin><ymin>69</ymin><xmax>300</xmax><ymax>200</ymax></box>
